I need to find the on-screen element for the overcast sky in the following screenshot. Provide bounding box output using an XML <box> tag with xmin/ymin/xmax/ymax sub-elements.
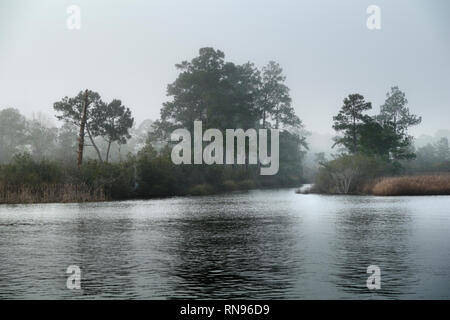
<box><xmin>1</xmin><ymin>0</ymin><xmax>449</xmax><ymax>136</ymax></box>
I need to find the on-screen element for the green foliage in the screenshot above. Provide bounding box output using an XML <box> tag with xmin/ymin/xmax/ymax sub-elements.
<box><xmin>53</xmin><ymin>90</ymin><xmax>134</xmax><ymax>162</ymax></box>
<box><xmin>152</xmin><ymin>47</ymin><xmax>304</xmax><ymax>139</ymax></box>
<box><xmin>375</xmin><ymin>86</ymin><xmax>421</xmax><ymax>161</ymax></box>
<box><xmin>332</xmin><ymin>94</ymin><xmax>372</xmax><ymax>153</ymax></box>
<box><xmin>0</xmin><ymin>48</ymin><xmax>312</xmax><ymax>202</ymax></box>
<box><xmin>187</xmin><ymin>184</ymin><xmax>216</xmax><ymax>196</ymax></box>
<box><xmin>358</xmin><ymin>119</ymin><xmax>415</xmax><ymax>161</ymax></box>
<box><xmin>75</xmin><ymin>160</ymin><xmax>136</xmax><ymax>200</ymax></box>
<box><xmin>148</xmin><ymin>47</ymin><xmax>307</xmax><ymax>191</ymax></box>
<box><xmin>259</xmin><ymin>61</ymin><xmax>301</xmax><ymax>129</ymax></box>
<box><xmin>54</xmin><ymin>90</ymin><xmax>103</xmax><ymax>126</ymax></box>
<box><xmin>90</xmin><ymin>99</ymin><xmax>134</xmax><ymax>162</ymax></box>
<box><xmin>0</xmin><ymin>153</ymin><xmax>63</xmax><ymax>186</ymax></box>
<box><xmin>155</xmin><ymin>48</ymin><xmax>259</xmax><ymax>134</ymax></box>
<box><xmin>317</xmin><ymin>87</ymin><xmax>422</xmax><ymax>195</ymax></box>
<box><xmin>135</xmin><ymin>145</ymin><xmax>180</xmax><ymax>197</ymax></box>
<box><xmin>261</xmin><ymin>131</ymin><xmax>306</xmax><ymax>187</ymax></box>
<box><xmin>378</xmin><ymin>86</ymin><xmax>422</xmax><ymax>135</ymax></box>
<box><xmin>332</xmin><ymin>88</ymin><xmax>420</xmax><ymax>163</ymax></box>
<box><xmin>0</xmin><ymin>108</ymin><xmax>28</xmax><ymax>163</ymax></box>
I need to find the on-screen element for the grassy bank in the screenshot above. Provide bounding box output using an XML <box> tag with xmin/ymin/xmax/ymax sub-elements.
<box><xmin>0</xmin><ymin>183</ymin><xmax>106</xmax><ymax>204</ymax></box>
<box><xmin>0</xmin><ymin>150</ymin><xmax>303</xmax><ymax>204</ymax></box>
<box><xmin>299</xmin><ymin>172</ymin><xmax>450</xmax><ymax>196</ymax></box>
<box><xmin>370</xmin><ymin>175</ymin><xmax>450</xmax><ymax>196</ymax></box>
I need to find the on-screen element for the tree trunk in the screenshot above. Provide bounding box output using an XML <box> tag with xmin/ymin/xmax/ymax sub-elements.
<box><xmin>262</xmin><ymin>110</ymin><xmax>266</xmax><ymax>129</ymax></box>
<box><xmin>352</xmin><ymin>115</ymin><xmax>357</xmax><ymax>153</ymax></box>
<box><xmin>77</xmin><ymin>90</ymin><xmax>89</xmax><ymax>168</ymax></box>
<box><xmin>106</xmin><ymin>140</ymin><xmax>112</xmax><ymax>163</ymax></box>
<box><xmin>86</xmin><ymin>125</ymin><xmax>103</xmax><ymax>162</ymax></box>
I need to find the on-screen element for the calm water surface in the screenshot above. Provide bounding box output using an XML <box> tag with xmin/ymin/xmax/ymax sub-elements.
<box><xmin>0</xmin><ymin>189</ymin><xmax>449</xmax><ymax>299</ymax></box>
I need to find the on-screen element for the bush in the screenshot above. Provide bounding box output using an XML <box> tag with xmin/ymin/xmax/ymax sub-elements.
<box><xmin>0</xmin><ymin>140</ymin><xmax>306</xmax><ymax>202</ymax></box>
<box><xmin>223</xmin><ymin>180</ymin><xmax>238</xmax><ymax>191</ymax></box>
<box><xmin>187</xmin><ymin>183</ymin><xmax>216</xmax><ymax>196</ymax></box>
<box><xmin>313</xmin><ymin>154</ymin><xmax>393</xmax><ymax>194</ymax></box>
<box><xmin>0</xmin><ymin>154</ymin><xmax>109</xmax><ymax>203</ymax></box>
<box><xmin>0</xmin><ymin>153</ymin><xmax>63</xmax><ymax>185</ymax></box>
<box><xmin>236</xmin><ymin>179</ymin><xmax>256</xmax><ymax>190</ymax></box>
<box><xmin>135</xmin><ymin>146</ymin><xmax>181</xmax><ymax>197</ymax></box>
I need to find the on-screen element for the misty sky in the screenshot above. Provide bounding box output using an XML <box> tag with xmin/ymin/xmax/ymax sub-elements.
<box><xmin>0</xmin><ymin>0</ymin><xmax>449</xmax><ymax>136</ymax></box>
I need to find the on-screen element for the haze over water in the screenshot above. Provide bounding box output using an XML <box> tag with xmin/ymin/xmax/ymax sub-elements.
<box><xmin>1</xmin><ymin>189</ymin><xmax>449</xmax><ymax>299</ymax></box>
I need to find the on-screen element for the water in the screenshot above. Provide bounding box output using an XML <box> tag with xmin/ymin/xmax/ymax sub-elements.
<box><xmin>0</xmin><ymin>188</ymin><xmax>450</xmax><ymax>299</ymax></box>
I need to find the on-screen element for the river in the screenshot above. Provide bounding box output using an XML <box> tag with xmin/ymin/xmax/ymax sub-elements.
<box><xmin>0</xmin><ymin>188</ymin><xmax>449</xmax><ymax>299</ymax></box>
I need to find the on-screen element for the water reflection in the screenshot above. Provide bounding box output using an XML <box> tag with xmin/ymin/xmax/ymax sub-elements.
<box><xmin>331</xmin><ymin>197</ymin><xmax>419</xmax><ymax>298</ymax></box>
<box><xmin>167</xmin><ymin>214</ymin><xmax>304</xmax><ymax>299</ymax></box>
<box><xmin>0</xmin><ymin>191</ymin><xmax>450</xmax><ymax>299</ymax></box>
<box><xmin>70</xmin><ymin>211</ymin><xmax>137</xmax><ymax>299</ymax></box>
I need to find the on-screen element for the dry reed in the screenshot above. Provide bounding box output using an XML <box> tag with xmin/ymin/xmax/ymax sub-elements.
<box><xmin>0</xmin><ymin>183</ymin><xmax>106</xmax><ymax>204</ymax></box>
<box><xmin>371</xmin><ymin>175</ymin><xmax>450</xmax><ymax>196</ymax></box>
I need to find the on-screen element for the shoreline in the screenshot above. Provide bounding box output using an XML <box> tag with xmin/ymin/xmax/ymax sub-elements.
<box><xmin>0</xmin><ymin>184</ymin><xmax>301</xmax><ymax>206</ymax></box>
<box><xmin>4</xmin><ymin>181</ymin><xmax>450</xmax><ymax>206</ymax></box>
<box><xmin>297</xmin><ymin>175</ymin><xmax>450</xmax><ymax>197</ymax></box>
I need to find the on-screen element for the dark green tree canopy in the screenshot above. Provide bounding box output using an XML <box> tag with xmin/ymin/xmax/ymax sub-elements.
<box><xmin>149</xmin><ymin>47</ymin><xmax>307</xmax><ymax>183</ymax></box>
<box><xmin>154</xmin><ymin>47</ymin><xmax>304</xmax><ymax>141</ymax></box>
<box><xmin>259</xmin><ymin>61</ymin><xmax>301</xmax><ymax>129</ymax></box>
<box><xmin>54</xmin><ymin>90</ymin><xmax>104</xmax><ymax>127</ymax></box>
<box><xmin>158</xmin><ymin>48</ymin><xmax>261</xmax><ymax>135</ymax></box>
<box><xmin>91</xmin><ymin>99</ymin><xmax>134</xmax><ymax>162</ymax></box>
<box><xmin>53</xmin><ymin>90</ymin><xmax>134</xmax><ymax>162</ymax></box>
<box><xmin>91</xmin><ymin>99</ymin><xmax>133</xmax><ymax>144</ymax></box>
<box><xmin>332</xmin><ymin>93</ymin><xmax>372</xmax><ymax>153</ymax></box>
<box><xmin>333</xmin><ymin>88</ymin><xmax>421</xmax><ymax>162</ymax></box>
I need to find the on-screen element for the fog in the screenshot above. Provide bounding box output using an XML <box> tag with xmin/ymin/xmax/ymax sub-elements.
<box><xmin>1</xmin><ymin>0</ymin><xmax>449</xmax><ymax>137</ymax></box>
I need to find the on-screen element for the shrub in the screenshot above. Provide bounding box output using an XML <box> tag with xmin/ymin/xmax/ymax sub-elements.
<box><xmin>236</xmin><ymin>179</ymin><xmax>256</xmax><ymax>190</ymax></box>
<box><xmin>313</xmin><ymin>154</ymin><xmax>393</xmax><ymax>194</ymax></box>
<box><xmin>0</xmin><ymin>153</ymin><xmax>63</xmax><ymax>185</ymax></box>
<box><xmin>222</xmin><ymin>180</ymin><xmax>238</xmax><ymax>191</ymax></box>
<box><xmin>187</xmin><ymin>183</ymin><xmax>216</xmax><ymax>196</ymax></box>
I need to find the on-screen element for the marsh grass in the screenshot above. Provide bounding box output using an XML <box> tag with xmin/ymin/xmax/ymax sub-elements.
<box><xmin>371</xmin><ymin>175</ymin><xmax>450</xmax><ymax>196</ymax></box>
<box><xmin>0</xmin><ymin>183</ymin><xmax>106</xmax><ymax>204</ymax></box>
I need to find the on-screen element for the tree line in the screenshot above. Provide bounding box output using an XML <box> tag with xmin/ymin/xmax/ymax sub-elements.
<box><xmin>152</xmin><ymin>48</ymin><xmax>302</xmax><ymax>138</ymax></box>
<box><xmin>0</xmin><ymin>107</ymin><xmax>148</xmax><ymax>164</ymax></box>
<box><xmin>312</xmin><ymin>86</ymin><xmax>442</xmax><ymax>194</ymax></box>
<box><xmin>1</xmin><ymin>47</ymin><xmax>308</xmax><ymax>203</ymax></box>
<box><xmin>3</xmin><ymin>47</ymin><xmax>445</xmax><ymax>200</ymax></box>
<box><xmin>332</xmin><ymin>86</ymin><xmax>421</xmax><ymax>162</ymax></box>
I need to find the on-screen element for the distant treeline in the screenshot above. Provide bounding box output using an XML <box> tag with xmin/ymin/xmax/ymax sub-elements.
<box><xmin>2</xmin><ymin>48</ymin><xmax>449</xmax><ymax>202</ymax></box>
<box><xmin>0</xmin><ymin>143</ymin><xmax>303</xmax><ymax>203</ymax></box>
<box><xmin>0</xmin><ymin>107</ymin><xmax>154</xmax><ymax>165</ymax></box>
<box><xmin>310</xmin><ymin>87</ymin><xmax>450</xmax><ymax>195</ymax></box>
<box><xmin>0</xmin><ymin>48</ymin><xmax>307</xmax><ymax>203</ymax></box>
